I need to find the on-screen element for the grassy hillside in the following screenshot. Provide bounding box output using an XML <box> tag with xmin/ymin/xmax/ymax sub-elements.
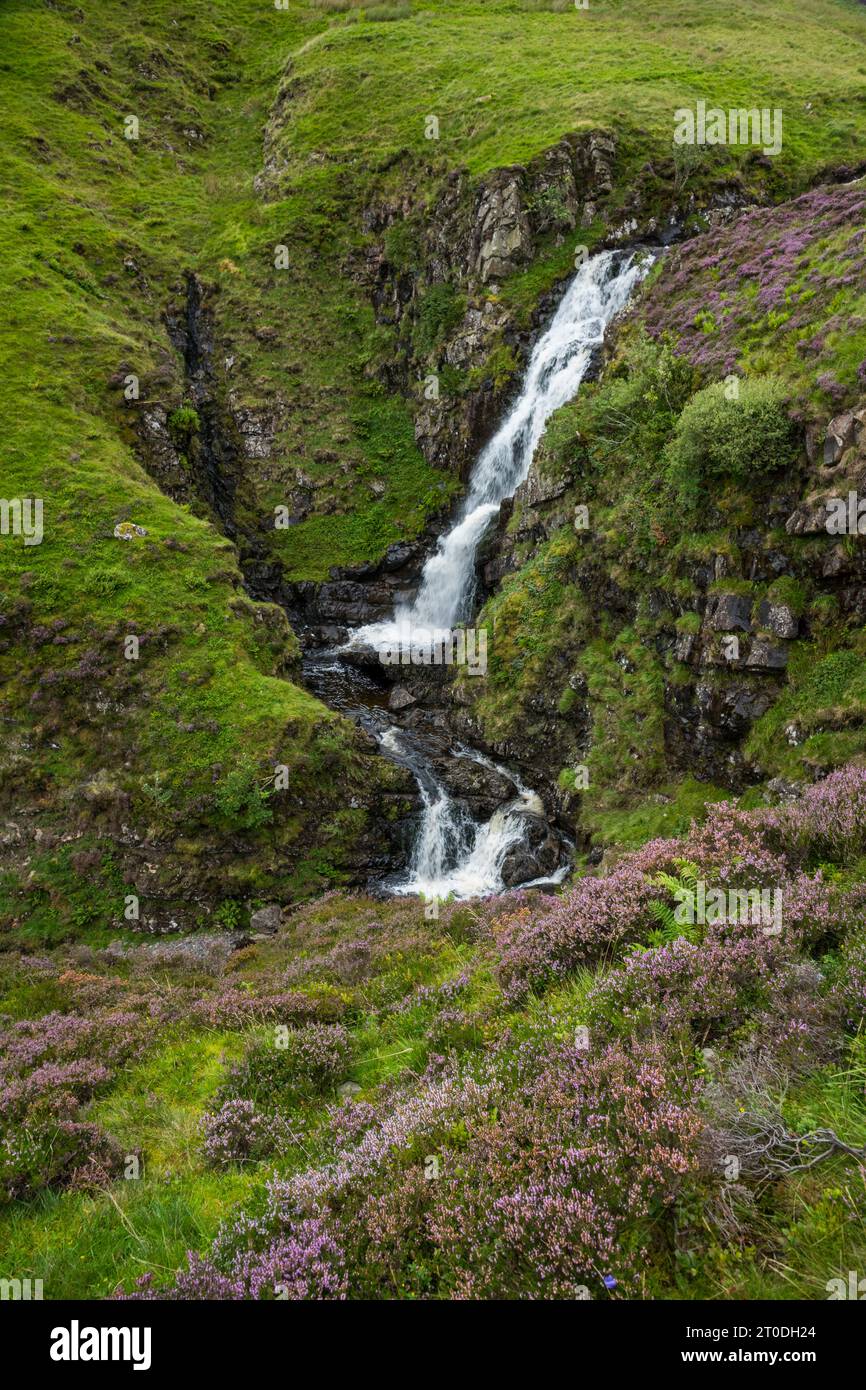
<box><xmin>4</xmin><ymin>0</ymin><xmax>866</xmax><ymax>1305</ymax></box>
<box><xmin>3</xmin><ymin>0</ymin><xmax>866</xmax><ymax>932</ymax></box>
<box><xmin>0</xmin><ymin>0</ymin><xmax>420</xmax><ymax>925</ymax></box>
<box><xmin>277</xmin><ymin>0</ymin><xmax>866</xmax><ymax>178</ymax></box>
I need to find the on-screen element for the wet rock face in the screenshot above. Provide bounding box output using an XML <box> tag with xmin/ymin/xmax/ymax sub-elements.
<box><xmin>283</xmin><ymin>540</ymin><xmax>432</xmax><ymax>643</ymax></box>
<box><xmin>435</xmin><ymin>757</ymin><xmax>516</xmax><ymax>820</ymax></box>
<box><xmin>139</xmin><ymin>273</ymin><xmax>246</xmax><ymax>537</ymax></box>
<box><xmin>499</xmin><ymin>808</ymin><xmax>562</xmax><ymax>888</ymax></box>
<box><xmin>413</xmin><ymin>382</ymin><xmax>502</xmax><ymax>482</ymax></box>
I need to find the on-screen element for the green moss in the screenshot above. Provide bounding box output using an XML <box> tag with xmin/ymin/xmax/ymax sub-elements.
<box><xmin>579</xmin><ymin>628</ymin><xmax>667</xmax><ymax>803</ymax></box>
<box><xmin>766</xmin><ymin>575</ymin><xmax>809</xmax><ymax>615</ymax></box>
<box><xmin>746</xmin><ymin>644</ymin><xmax>866</xmax><ymax>776</ymax></box>
<box><xmin>470</xmin><ymin>528</ymin><xmax>587</xmax><ymax>738</ymax></box>
<box><xmin>675</xmin><ymin>611</ymin><xmax>702</xmax><ymax>635</ymax></box>
<box><xmin>0</xmin><ymin>842</ymin><xmax>126</xmax><ymax>945</ymax></box>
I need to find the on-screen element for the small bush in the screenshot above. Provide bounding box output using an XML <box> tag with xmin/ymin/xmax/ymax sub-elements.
<box><xmin>1</xmin><ymin>1115</ymin><xmax>123</xmax><ymax>1201</ymax></box>
<box><xmin>413</xmin><ymin>283</ymin><xmax>465</xmax><ymax>356</ymax></box>
<box><xmin>558</xmin><ymin>333</ymin><xmax>693</xmax><ymax>481</ymax></box>
<box><xmin>382</xmin><ymin>221</ymin><xmax>418</xmax><ymax>271</ymax></box>
<box><xmin>665</xmin><ymin>376</ymin><xmax>798</xmax><ymax>503</ymax></box>
<box><xmin>213</xmin><ymin>767</ymin><xmax>273</xmax><ymax>831</ymax></box>
<box><xmin>202</xmin><ymin>1099</ymin><xmax>297</xmax><ymax>1169</ymax></box>
<box><xmin>167</xmin><ymin>405</ymin><xmax>200</xmax><ymax>442</ymax></box>
<box><xmin>223</xmin><ymin>1023</ymin><xmax>351</xmax><ymax>1106</ymax></box>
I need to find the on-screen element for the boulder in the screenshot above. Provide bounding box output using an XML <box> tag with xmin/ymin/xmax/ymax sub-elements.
<box><xmin>438</xmin><ymin>757</ymin><xmax>514</xmax><ymax>812</ymax></box>
<box><xmin>499</xmin><ymin>807</ymin><xmax>561</xmax><ymax>887</ymax></box>
<box><xmin>388</xmin><ymin>686</ymin><xmax>418</xmax><ymax>713</ymax></box>
<box><xmin>114</xmin><ymin>521</ymin><xmax>148</xmax><ymax>540</ymax></box>
<box><xmin>764</xmin><ymin>776</ymin><xmax>803</xmax><ymax>803</ymax></box>
<box><xmin>249</xmin><ymin>903</ymin><xmax>282</xmax><ymax>934</ymax></box>
<box><xmin>823</xmin><ymin>410</ymin><xmax>858</xmax><ymax>467</ymax></box>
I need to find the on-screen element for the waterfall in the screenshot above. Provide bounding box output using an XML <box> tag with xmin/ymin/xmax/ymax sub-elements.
<box><xmin>353</xmin><ymin>249</ymin><xmax>649</xmax><ymax>898</ymax></box>
<box><xmin>354</xmin><ymin>249</ymin><xmax>646</xmax><ymax>651</ymax></box>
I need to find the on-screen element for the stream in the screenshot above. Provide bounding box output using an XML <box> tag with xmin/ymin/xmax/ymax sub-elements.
<box><xmin>305</xmin><ymin>248</ymin><xmax>648</xmax><ymax>900</ymax></box>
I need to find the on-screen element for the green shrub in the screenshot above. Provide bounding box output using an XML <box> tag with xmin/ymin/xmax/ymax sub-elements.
<box><xmin>167</xmin><ymin>405</ymin><xmax>200</xmax><ymax>443</ymax></box>
<box><xmin>383</xmin><ymin>220</ymin><xmax>418</xmax><ymax>271</ymax></box>
<box><xmin>414</xmin><ymin>283</ymin><xmax>465</xmax><ymax>356</ymax></box>
<box><xmin>665</xmin><ymin>376</ymin><xmax>798</xmax><ymax>503</ymax></box>
<box><xmin>443</xmin><ymin>906</ymin><xmax>477</xmax><ymax>944</ymax></box>
<box><xmin>213</xmin><ymin>767</ymin><xmax>273</xmax><ymax>831</ymax></box>
<box><xmin>566</xmin><ymin>333</ymin><xmax>694</xmax><ymax>476</ymax></box>
<box><xmin>215</xmin><ymin>898</ymin><xmax>244</xmax><ymax>931</ymax></box>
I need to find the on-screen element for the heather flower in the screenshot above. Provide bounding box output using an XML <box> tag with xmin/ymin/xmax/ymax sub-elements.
<box><xmin>189</xmin><ymin>987</ymin><xmax>337</xmax><ymax>1029</ymax></box>
<box><xmin>141</xmin><ymin>1034</ymin><xmax>703</xmax><ymax>1300</ymax></box>
<box><xmin>221</xmin><ymin>1023</ymin><xmax>352</xmax><ymax>1108</ymax></box>
<box><xmin>640</xmin><ymin>183</ymin><xmax>866</xmax><ymax>395</ymax></box>
<box><xmin>497</xmin><ymin>764</ymin><xmax>866</xmax><ymax>1002</ymax></box>
<box><xmin>201</xmin><ymin>1099</ymin><xmax>299</xmax><ymax>1169</ymax></box>
<box><xmin>837</xmin><ymin>934</ymin><xmax>866</xmax><ymax>1032</ymax></box>
<box><xmin>122</xmin><ymin>1219</ymin><xmax>347</xmax><ymax>1301</ymax></box>
<box><xmin>1</xmin><ymin>1117</ymin><xmax>123</xmax><ymax>1202</ymax></box>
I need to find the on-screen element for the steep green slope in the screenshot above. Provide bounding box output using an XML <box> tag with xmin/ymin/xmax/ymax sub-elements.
<box><xmin>0</xmin><ymin>0</ymin><xmax>417</xmax><ymax>932</ymax></box>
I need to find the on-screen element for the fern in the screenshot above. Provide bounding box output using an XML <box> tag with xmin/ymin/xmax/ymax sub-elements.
<box><xmin>646</xmin><ymin>859</ymin><xmax>704</xmax><ymax>946</ymax></box>
<box><xmin>648</xmin><ymin>898</ymin><xmax>679</xmax><ymax>936</ymax></box>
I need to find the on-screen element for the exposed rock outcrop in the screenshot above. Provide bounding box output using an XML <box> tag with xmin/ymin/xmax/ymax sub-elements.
<box><xmin>359</xmin><ymin>130</ymin><xmax>622</xmax><ymax>483</ymax></box>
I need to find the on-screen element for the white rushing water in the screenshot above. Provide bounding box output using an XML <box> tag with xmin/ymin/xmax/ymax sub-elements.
<box><xmin>358</xmin><ymin>251</ymin><xmax>649</xmax><ymax>898</ymax></box>
<box><xmin>354</xmin><ymin>249</ymin><xmax>646</xmax><ymax>651</ymax></box>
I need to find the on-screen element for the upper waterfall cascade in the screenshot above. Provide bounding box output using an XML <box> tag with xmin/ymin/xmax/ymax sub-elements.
<box><xmin>354</xmin><ymin>249</ymin><xmax>646</xmax><ymax>648</ymax></box>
